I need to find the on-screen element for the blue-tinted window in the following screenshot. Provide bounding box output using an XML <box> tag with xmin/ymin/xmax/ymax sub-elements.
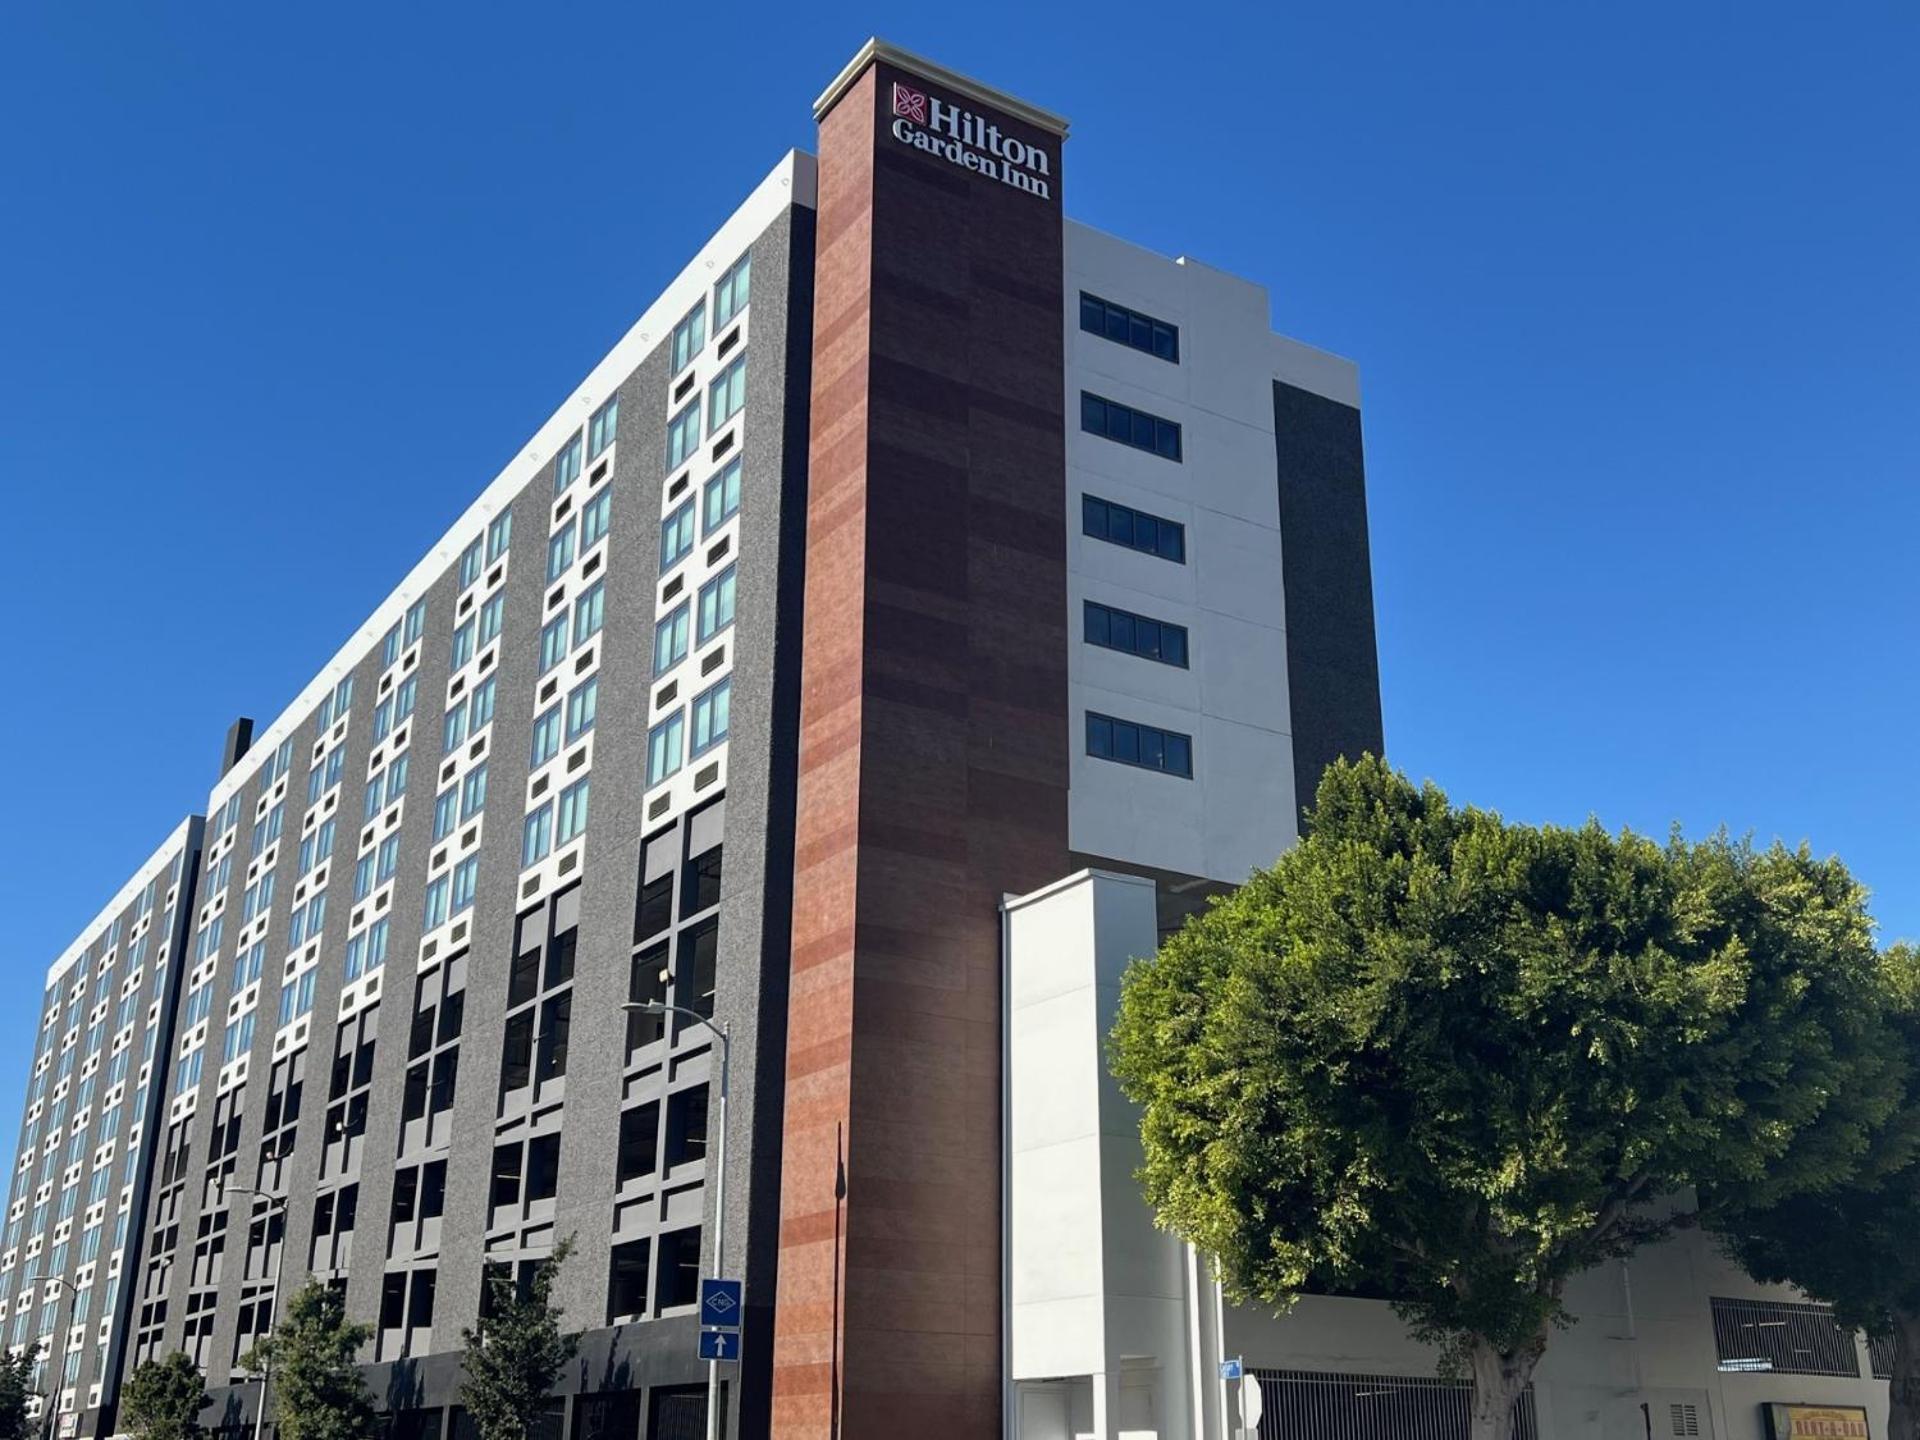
<box><xmin>547</xmin><ymin>522</ymin><xmax>576</xmax><ymax>582</ymax></box>
<box><xmin>713</xmin><ymin>253</ymin><xmax>750</xmax><ymax>327</ymax></box>
<box><xmin>1079</xmin><ymin>293</ymin><xmax>1179</xmax><ymax>362</ymax></box>
<box><xmin>580</xmin><ymin>486</ymin><xmax>611</xmax><ymax>549</ymax></box>
<box><xmin>1081</xmin><ymin>494</ymin><xmax>1185</xmax><ymax>563</ymax></box>
<box><xmin>530</xmin><ymin>706</ymin><xmax>562</xmax><ymax>768</ymax></box>
<box><xmin>667</xmin><ymin>403</ymin><xmax>701</xmax><ymax>471</ymax></box>
<box><xmin>553</xmin><ymin>433</ymin><xmax>583</xmax><ymax>495</ymax></box>
<box><xmin>1080</xmin><ymin>393</ymin><xmax>1182</xmax><ymax>461</ymax></box>
<box><xmin>661</xmin><ymin>502</ymin><xmax>696</xmax><ymax>573</ymax></box>
<box><xmin>703</xmin><ymin>458</ymin><xmax>741</xmax><ymax>534</ymax></box>
<box><xmin>691</xmin><ymin>678</ymin><xmax>730</xmax><ymax>756</ymax></box>
<box><xmin>654</xmin><ymin>605</ymin><xmax>690</xmax><ymax>676</ymax></box>
<box><xmin>588</xmin><ymin>395</ymin><xmax>620</xmax><ymax>459</ymax></box>
<box><xmin>671</xmin><ymin>303</ymin><xmax>706</xmax><ymax>376</ymax></box>
<box><xmin>647</xmin><ymin>712</ymin><xmax>684</xmax><ymax>787</ymax></box>
<box><xmin>697</xmin><ymin>566</ymin><xmax>736</xmax><ymax>643</ymax></box>
<box><xmin>1085</xmin><ymin>711</ymin><xmax>1193</xmax><ymax>779</ymax></box>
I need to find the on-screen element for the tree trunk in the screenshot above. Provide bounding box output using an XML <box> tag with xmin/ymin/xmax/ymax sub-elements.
<box><xmin>1888</xmin><ymin>1311</ymin><xmax>1920</xmax><ymax>1440</ymax></box>
<box><xmin>1467</xmin><ymin>1336</ymin><xmax>1547</xmax><ymax>1440</ymax></box>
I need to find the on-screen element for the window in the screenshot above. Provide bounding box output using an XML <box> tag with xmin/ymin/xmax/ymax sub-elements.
<box><xmin>573</xmin><ymin>582</ymin><xmax>604</xmax><ymax>647</ymax></box>
<box><xmin>442</xmin><ymin>703</ymin><xmax>468</xmax><ymax>754</ymax></box>
<box><xmin>450</xmin><ymin>620</ymin><xmax>475</xmax><ymax>672</ymax></box>
<box><xmin>373</xmin><ymin>696</ymin><xmax>395</xmax><ymax>742</ymax></box>
<box><xmin>461</xmin><ymin>763</ymin><xmax>488</xmax><ymax>821</ymax></box>
<box><xmin>539</xmin><ymin>615</ymin><xmax>569</xmax><ymax>675</ymax></box>
<box><xmin>1086</xmin><ymin>712</ymin><xmax>1193</xmax><ymax>778</ymax></box>
<box><xmin>432</xmin><ymin>789</ymin><xmax>458</xmax><ymax>842</ymax></box>
<box><xmin>486</xmin><ymin>510</ymin><xmax>513</xmax><ymax>562</ymax></box>
<box><xmin>345</xmin><ymin>920</ymin><xmax>388</xmax><ymax>981</ymax></box>
<box><xmin>377</xmin><ymin>833</ymin><xmax>401</xmax><ymax>884</ymax></box>
<box><xmin>579</xmin><ymin>486</ymin><xmax>611</xmax><ymax>549</ymax></box>
<box><xmin>707</xmin><ymin>355</ymin><xmax>746</xmax><ymax>430</ymax></box>
<box><xmin>278</xmin><ymin>971</ymin><xmax>316</xmax><ymax>1028</ymax></box>
<box><xmin>556</xmin><ymin>779</ymin><xmax>590</xmax><ymax>846</ymax></box>
<box><xmin>565</xmin><ymin>677</ymin><xmax>598</xmax><ymax>741</ymax></box>
<box><xmin>670</xmin><ymin>302</ymin><xmax>706</xmax><ymax>376</ymax></box>
<box><xmin>381</xmin><ymin>623</ymin><xmax>403</xmax><ymax>669</ymax></box>
<box><xmin>653</xmin><ymin>606</ymin><xmax>690</xmax><ymax>676</ymax></box>
<box><xmin>588</xmin><ymin>395</ymin><xmax>619</xmax><ymax>459</ymax></box>
<box><xmin>703</xmin><ymin>457</ymin><xmax>741</xmax><ymax>534</ymax></box>
<box><xmin>666</xmin><ymin>402</ymin><xmax>700</xmax><ymax>471</ymax></box>
<box><xmin>468</xmin><ymin>675</ymin><xmax>496</xmax><ymax>732</ymax></box>
<box><xmin>1081</xmin><ymin>392</ymin><xmax>1182</xmax><ymax>461</ymax></box>
<box><xmin>422</xmin><ymin>877</ymin><xmax>449</xmax><ymax>931</ymax></box>
<box><xmin>713</xmin><ymin>252</ymin><xmax>750</xmax><ymax>326</ymax></box>
<box><xmin>395</xmin><ymin>674</ymin><xmax>418</xmax><ymax>723</ymax></box>
<box><xmin>404</xmin><ymin>599</ymin><xmax>427</xmax><ymax>646</ymax></box>
<box><xmin>1084</xmin><ymin>600</ymin><xmax>1188</xmax><ymax>667</ymax></box>
<box><xmin>478</xmin><ymin>593</ymin><xmax>504</xmax><ymax>647</ymax></box>
<box><xmin>697</xmin><ymin>566</ymin><xmax>736</xmax><ymax>643</ymax></box>
<box><xmin>647</xmin><ymin>713</ymin><xmax>684</xmax><ymax>787</ymax></box>
<box><xmin>451</xmin><ymin>857</ymin><xmax>479</xmax><ymax>915</ymax></box>
<box><xmin>660</xmin><ymin>502</ymin><xmax>695</xmax><ymax>572</ymax></box>
<box><xmin>521</xmin><ymin>807</ymin><xmax>553</xmax><ymax>869</ymax></box>
<box><xmin>691</xmin><ymin>678</ymin><xmax>730</xmax><ymax>756</ymax></box>
<box><xmin>546</xmin><ymin>523</ymin><xmax>576</xmax><ymax>582</ymax></box>
<box><xmin>530</xmin><ymin>707</ymin><xmax>562</xmax><ymax>769</ymax></box>
<box><xmin>1082</xmin><ymin>494</ymin><xmax>1185</xmax><ymax>563</ymax></box>
<box><xmin>1079</xmin><ymin>292</ymin><xmax>1179</xmax><ymax>362</ymax></box>
<box><xmin>552</xmin><ymin>433</ymin><xmax>583</xmax><ymax>495</ymax></box>
<box><xmin>458</xmin><ymin>539</ymin><xmax>484</xmax><ymax>591</ymax></box>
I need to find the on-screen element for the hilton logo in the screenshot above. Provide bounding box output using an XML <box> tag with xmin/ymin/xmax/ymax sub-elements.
<box><xmin>889</xmin><ymin>80</ymin><xmax>1052</xmax><ymax>200</ymax></box>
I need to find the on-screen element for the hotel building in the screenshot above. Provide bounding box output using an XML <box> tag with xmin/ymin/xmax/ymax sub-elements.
<box><xmin>0</xmin><ymin>36</ymin><xmax>1888</xmax><ymax>1440</ymax></box>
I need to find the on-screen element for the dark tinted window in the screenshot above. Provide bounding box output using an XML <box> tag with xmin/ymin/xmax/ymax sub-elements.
<box><xmin>1082</xmin><ymin>494</ymin><xmax>1184</xmax><ymax>563</ymax></box>
<box><xmin>1080</xmin><ymin>393</ymin><xmax>1181</xmax><ymax>460</ymax></box>
<box><xmin>1079</xmin><ymin>292</ymin><xmax>1178</xmax><ymax>362</ymax></box>
<box><xmin>1086</xmin><ymin>712</ymin><xmax>1193</xmax><ymax>779</ymax></box>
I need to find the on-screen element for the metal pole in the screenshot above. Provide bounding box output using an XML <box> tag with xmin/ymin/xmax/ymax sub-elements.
<box><xmin>706</xmin><ymin>1022</ymin><xmax>729</xmax><ymax>1440</ymax></box>
<box><xmin>622</xmin><ymin>1003</ymin><xmax>728</xmax><ymax>1440</ymax></box>
<box><xmin>254</xmin><ymin>1202</ymin><xmax>284</xmax><ymax>1440</ymax></box>
<box><xmin>224</xmin><ymin>1186</ymin><xmax>286</xmax><ymax>1440</ymax></box>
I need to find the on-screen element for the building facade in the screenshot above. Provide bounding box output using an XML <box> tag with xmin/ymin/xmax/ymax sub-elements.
<box><xmin>0</xmin><ymin>820</ymin><xmax>204</xmax><ymax>1439</ymax></box>
<box><xmin>4</xmin><ymin>34</ymin><xmax>1885</xmax><ymax>1440</ymax></box>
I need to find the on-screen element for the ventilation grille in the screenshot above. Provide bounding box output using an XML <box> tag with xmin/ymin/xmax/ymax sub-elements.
<box><xmin>1670</xmin><ymin>1404</ymin><xmax>1700</xmax><ymax>1437</ymax></box>
<box><xmin>1248</xmin><ymin>1370</ymin><xmax>1539</xmax><ymax>1440</ymax></box>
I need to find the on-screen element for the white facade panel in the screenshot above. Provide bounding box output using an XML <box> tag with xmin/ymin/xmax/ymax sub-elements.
<box><xmin>1063</xmin><ymin>221</ymin><xmax>1344</xmax><ymax>883</ymax></box>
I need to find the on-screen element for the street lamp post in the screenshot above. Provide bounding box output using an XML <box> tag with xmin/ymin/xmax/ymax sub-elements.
<box><xmin>221</xmin><ymin>1184</ymin><xmax>288</xmax><ymax>1440</ymax></box>
<box><xmin>17</xmin><ymin>1275</ymin><xmax>68</xmax><ymax>1440</ymax></box>
<box><xmin>622</xmin><ymin>1000</ymin><xmax>729</xmax><ymax>1440</ymax></box>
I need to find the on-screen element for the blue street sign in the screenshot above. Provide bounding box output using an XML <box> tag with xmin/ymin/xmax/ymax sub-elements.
<box><xmin>1219</xmin><ymin>1358</ymin><xmax>1244</xmax><ymax>1381</ymax></box>
<box><xmin>698</xmin><ymin>1328</ymin><xmax>740</xmax><ymax>1362</ymax></box>
<box><xmin>699</xmin><ymin>1277</ymin><xmax>744</xmax><ymax>1331</ymax></box>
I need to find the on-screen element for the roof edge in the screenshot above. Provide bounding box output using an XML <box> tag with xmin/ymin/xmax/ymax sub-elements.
<box><xmin>814</xmin><ymin>38</ymin><xmax>1070</xmax><ymax>137</ymax></box>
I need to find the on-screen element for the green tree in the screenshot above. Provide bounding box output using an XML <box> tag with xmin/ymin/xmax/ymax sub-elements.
<box><xmin>1709</xmin><ymin>945</ymin><xmax>1920</xmax><ymax>1440</ymax></box>
<box><xmin>120</xmin><ymin>1352</ymin><xmax>209</xmax><ymax>1440</ymax></box>
<box><xmin>458</xmin><ymin>1239</ymin><xmax>579</xmax><ymax>1440</ymax></box>
<box><xmin>241</xmin><ymin>1279</ymin><xmax>374</xmax><ymax>1440</ymax></box>
<box><xmin>1110</xmin><ymin>756</ymin><xmax>1910</xmax><ymax>1440</ymax></box>
<box><xmin>0</xmin><ymin>1348</ymin><xmax>40</xmax><ymax>1440</ymax></box>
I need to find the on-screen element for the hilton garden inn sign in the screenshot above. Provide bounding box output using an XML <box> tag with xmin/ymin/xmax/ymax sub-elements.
<box><xmin>890</xmin><ymin>81</ymin><xmax>1054</xmax><ymax>199</ymax></box>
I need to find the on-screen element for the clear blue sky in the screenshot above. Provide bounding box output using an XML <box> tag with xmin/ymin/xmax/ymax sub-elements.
<box><xmin>2</xmin><ymin>1</ymin><xmax>1915</xmax><ymax>1162</ymax></box>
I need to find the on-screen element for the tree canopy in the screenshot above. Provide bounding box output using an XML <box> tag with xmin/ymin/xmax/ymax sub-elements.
<box><xmin>242</xmin><ymin>1279</ymin><xmax>374</xmax><ymax>1440</ymax></box>
<box><xmin>1110</xmin><ymin>757</ymin><xmax>1911</xmax><ymax>1440</ymax></box>
<box><xmin>0</xmin><ymin>1348</ymin><xmax>39</xmax><ymax>1440</ymax></box>
<box><xmin>458</xmin><ymin>1238</ymin><xmax>579</xmax><ymax>1440</ymax></box>
<box><xmin>1709</xmin><ymin>944</ymin><xmax>1920</xmax><ymax>1438</ymax></box>
<box><xmin>120</xmin><ymin>1352</ymin><xmax>209</xmax><ymax>1440</ymax></box>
